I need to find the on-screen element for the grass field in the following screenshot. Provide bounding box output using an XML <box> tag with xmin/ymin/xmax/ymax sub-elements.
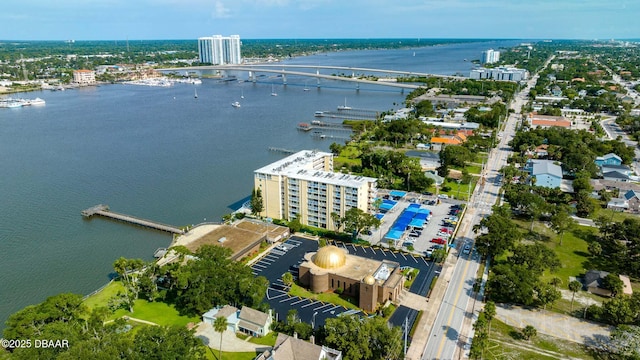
<box><xmin>288</xmin><ymin>283</ymin><xmax>358</xmax><ymax>310</ymax></box>
<box><xmin>484</xmin><ymin>319</ymin><xmax>595</xmax><ymax>360</ymax></box>
<box><xmin>247</xmin><ymin>332</ymin><xmax>278</xmax><ymax>346</ymax></box>
<box><xmin>83</xmin><ymin>280</ymin><xmax>124</xmax><ymax>310</ymax></box>
<box><xmin>111</xmin><ymin>299</ymin><xmax>200</xmax><ymax>327</ymax></box>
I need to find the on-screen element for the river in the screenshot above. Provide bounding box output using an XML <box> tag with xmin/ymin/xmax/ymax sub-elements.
<box><xmin>0</xmin><ymin>39</ymin><xmax>520</xmax><ymax>329</ymax></box>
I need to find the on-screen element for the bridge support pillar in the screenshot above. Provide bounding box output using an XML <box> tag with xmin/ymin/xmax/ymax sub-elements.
<box><xmin>249</xmin><ymin>71</ymin><xmax>256</xmax><ymax>83</ymax></box>
<box><xmin>282</xmin><ymin>72</ymin><xmax>287</xmax><ymax>84</ymax></box>
<box><xmin>316</xmin><ymin>69</ymin><xmax>321</xmax><ymax>88</ymax></box>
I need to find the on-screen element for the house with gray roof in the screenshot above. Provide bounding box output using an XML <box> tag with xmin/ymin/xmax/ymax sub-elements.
<box><xmin>202</xmin><ymin>305</ymin><xmax>272</xmax><ymax>337</ymax></box>
<box><xmin>528</xmin><ymin>160</ymin><xmax>562</xmax><ymax>189</ymax></box>
<box><xmin>603</xmin><ymin>171</ymin><xmax>630</xmax><ymax>182</ymax></box>
<box><xmin>595</xmin><ymin>153</ymin><xmax>622</xmax><ymax>167</ymax></box>
<box><xmin>255</xmin><ymin>333</ymin><xmax>342</xmax><ymax>360</ymax></box>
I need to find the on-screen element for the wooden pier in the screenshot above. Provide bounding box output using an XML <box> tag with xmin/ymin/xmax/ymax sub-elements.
<box><xmin>81</xmin><ymin>204</ymin><xmax>185</xmax><ymax>234</ymax></box>
<box><xmin>297</xmin><ymin>121</ymin><xmax>352</xmax><ymax>132</ymax></box>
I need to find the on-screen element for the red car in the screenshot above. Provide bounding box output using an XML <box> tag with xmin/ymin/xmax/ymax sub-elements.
<box><xmin>430</xmin><ymin>238</ymin><xmax>447</xmax><ymax>245</ymax></box>
<box><xmin>440</xmin><ymin>228</ymin><xmax>453</xmax><ymax>234</ymax></box>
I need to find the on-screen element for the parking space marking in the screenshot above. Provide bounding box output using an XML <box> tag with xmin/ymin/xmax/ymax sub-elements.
<box><xmin>265</xmin><ymin>255</ymin><xmax>279</xmax><ymax>261</ymax></box>
<box><xmin>323</xmin><ymin>305</ymin><xmax>341</xmax><ymax>313</ymax></box>
<box><xmin>271</xmin><ymin>249</ymin><xmax>286</xmax><ymax>256</ymax></box>
<box><xmin>260</xmin><ymin>259</ymin><xmax>273</xmax><ymax>265</ymax></box>
<box><xmin>411</xmin><ymin>256</ymin><xmax>418</xmax><ymax>263</ymax></box>
<box><xmin>380</xmin><ymin>249</ymin><xmax>387</xmax><ymax>256</ymax></box>
<box><xmin>313</xmin><ymin>303</ymin><xmax>333</xmax><ymax>312</ymax></box>
<box><xmin>279</xmin><ymin>296</ymin><xmax>297</xmax><ymax>303</ymax></box>
<box><xmin>286</xmin><ymin>239</ymin><xmax>302</xmax><ymax>246</ymax></box>
<box><xmin>371</xmin><ymin>248</ymin><xmax>376</xmax><ymax>255</ymax></box>
<box><xmin>301</xmin><ymin>300</ymin><xmax>320</xmax><ymax>309</ymax></box>
<box><xmin>252</xmin><ymin>272</ymin><xmax>258</xmax><ymax>276</ymax></box>
<box><xmin>253</xmin><ymin>263</ymin><xmax>267</xmax><ymax>269</ymax></box>
<box><xmin>390</xmin><ymin>251</ymin><xmax>397</xmax><ymax>258</ymax></box>
<box><xmin>351</xmin><ymin>244</ymin><xmax>357</xmax><ymax>252</ymax></box>
<box><xmin>422</xmin><ymin>257</ymin><xmax>429</xmax><ymax>265</ymax></box>
<box><xmin>291</xmin><ymin>298</ymin><xmax>307</xmax><ymax>306</ymax></box>
<box><xmin>267</xmin><ymin>290</ymin><xmax>288</xmax><ymax>301</ymax></box>
<box><xmin>401</xmin><ymin>253</ymin><xmax>407</xmax><ymax>260</ymax></box>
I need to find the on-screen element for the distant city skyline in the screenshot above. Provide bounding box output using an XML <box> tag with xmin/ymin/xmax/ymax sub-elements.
<box><xmin>2</xmin><ymin>0</ymin><xmax>638</xmax><ymax>41</ymax></box>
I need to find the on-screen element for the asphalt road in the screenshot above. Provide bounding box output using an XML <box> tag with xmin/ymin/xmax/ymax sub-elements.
<box><xmin>421</xmin><ymin>61</ymin><xmax>551</xmax><ymax>359</ymax></box>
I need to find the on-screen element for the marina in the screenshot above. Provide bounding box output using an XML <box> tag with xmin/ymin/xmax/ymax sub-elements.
<box><xmin>81</xmin><ymin>205</ymin><xmax>185</xmax><ymax>234</ymax></box>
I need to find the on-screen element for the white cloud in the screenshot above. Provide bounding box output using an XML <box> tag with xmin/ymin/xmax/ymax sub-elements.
<box><xmin>212</xmin><ymin>0</ymin><xmax>231</xmax><ymax>18</ymax></box>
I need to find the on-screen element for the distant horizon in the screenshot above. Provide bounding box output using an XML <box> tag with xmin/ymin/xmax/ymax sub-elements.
<box><xmin>2</xmin><ymin>1</ymin><xmax>638</xmax><ymax>41</ymax></box>
<box><xmin>2</xmin><ymin>37</ymin><xmax>639</xmax><ymax>43</ymax></box>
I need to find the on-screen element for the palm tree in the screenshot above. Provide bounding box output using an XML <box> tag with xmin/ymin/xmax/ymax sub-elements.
<box><xmin>213</xmin><ymin>316</ymin><xmax>228</xmax><ymax>360</ymax></box>
<box><xmin>568</xmin><ymin>280</ymin><xmax>582</xmax><ymax>312</ymax></box>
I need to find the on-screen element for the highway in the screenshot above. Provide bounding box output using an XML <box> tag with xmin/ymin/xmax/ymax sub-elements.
<box><xmin>421</xmin><ymin>58</ymin><xmax>551</xmax><ymax>359</ymax></box>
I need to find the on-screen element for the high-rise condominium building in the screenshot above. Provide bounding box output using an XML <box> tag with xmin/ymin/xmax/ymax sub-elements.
<box><xmin>254</xmin><ymin>150</ymin><xmax>377</xmax><ymax>230</ymax></box>
<box><xmin>198</xmin><ymin>35</ymin><xmax>241</xmax><ymax>65</ymax></box>
<box><xmin>481</xmin><ymin>49</ymin><xmax>500</xmax><ymax>64</ymax></box>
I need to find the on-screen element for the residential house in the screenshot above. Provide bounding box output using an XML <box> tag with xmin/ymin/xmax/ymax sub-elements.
<box><xmin>527</xmin><ymin>160</ymin><xmax>562</xmax><ymax>189</ymax></box>
<box><xmin>607</xmin><ymin>198</ymin><xmax>629</xmax><ymax>211</ymax></box>
<box><xmin>430</xmin><ymin>132</ymin><xmax>467</xmax><ymax>151</ymax></box>
<box><xmin>255</xmin><ymin>333</ymin><xmax>343</xmax><ymax>360</ymax></box>
<box><xmin>624</xmin><ymin>190</ymin><xmax>640</xmax><ymax>212</ymax></box>
<box><xmin>202</xmin><ymin>305</ymin><xmax>272</xmax><ymax>337</ymax></box>
<box><xmin>583</xmin><ymin>270</ymin><xmax>633</xmax><ymax>297</ymax></box>
<box><xmin>551</xmin><ymin>85</ymin><xmax>562</xmax><ymax>97</ymax></box>
<box><xmin>602</xmin><ymin>171</ymin><xmax>630</xmax><ymax>182</ymax></box>
<box><xmin>595</xmin><ymin>153</ymin><xmax>622</xmax><ymax>167</ymax></box>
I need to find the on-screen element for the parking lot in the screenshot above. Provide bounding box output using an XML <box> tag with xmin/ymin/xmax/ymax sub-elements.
<box><xmin>250</xmin><ymin>236</ymin><xmax>440</xmax><ymax>336</ymax></box>
<box><xmin>362</xmin><ymin>191</ymin><xmax>466</xmax><ymax>255</ymax></box>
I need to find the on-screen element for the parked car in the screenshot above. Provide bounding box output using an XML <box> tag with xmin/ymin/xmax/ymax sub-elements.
<box><xmin>431</xmin><ymin>238</ymin><xmax>447</xmax><ymax>244</ymax></box>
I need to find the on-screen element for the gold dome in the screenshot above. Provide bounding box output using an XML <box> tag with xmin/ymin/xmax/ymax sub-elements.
<box><xmin>313</xmin><ymin>245</ymin><xmax>347</xmax><ymax>269</ymax></box>
<box><xmin>363</xmin><ymin>275</ymin><xmax>376</xmax><ymax>285</ymax></box>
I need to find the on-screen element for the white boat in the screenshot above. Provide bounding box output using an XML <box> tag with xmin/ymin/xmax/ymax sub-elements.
<box><xmin>231</xmin><ymin>101</ymin><xmax>241</xmax><ymax>108</ymax></box>
<box><xmin>27</xmin><ymin>98</ymin><xmax>46</xmax><ymax>106</ymax></box>
<box><xmin>337</xmin><ymin>97</ymin><xmax>351</xmax><ymax>110</ymax></box>
<box><xmin>314</xmin><ymin>111</ymin><xmax>324</xmax><ymax>117</ymax></box>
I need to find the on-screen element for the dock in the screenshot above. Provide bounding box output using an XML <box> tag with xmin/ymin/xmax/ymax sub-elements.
<box><xmin>81</xmin><ymin>204</ymin><xmax>185</xmax><ymax>234</ymax></box>
<box><xmin>297</xmin><ymin>121</ymin><xmax>352</xmax><ymax>132</ymax></box>
<box><xmin>315</xmin><ymin>108</ymin><xmax>379</xmax><ymax>121</ymax></box>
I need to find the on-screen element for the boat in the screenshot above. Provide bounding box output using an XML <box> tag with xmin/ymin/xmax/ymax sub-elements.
<box><xmin>337</xmin><ymin>97</ymin><xmax>351</xmax><ymax>111</ymax></box>
<box><xmin>231</xmin><ymin>101</ymin><xmax>241</xmax><ymax>108</ymax></box>
<box><xmin>314</xmin><ymin>111</ymin><xmax>324</xmax><ymax>117</ymax></box>
<box><xmin>241</xmin><ymin>89</ymin><xmax>244</xmax><ymax>99</ymax></box>
<box><xmin>26</xmin><ymin>98</ymin><xmax>46</xmax><ymax>106</ymax></box>
<box><xmin>271</xmin><ymin>85</ymin><xmax>278</xmax><ymax>96</ymax></box>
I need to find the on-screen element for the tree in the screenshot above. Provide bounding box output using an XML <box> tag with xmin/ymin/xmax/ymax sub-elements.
<box><xmin>323</xmin><ymin>315</ymin><xmax>402</xmax><ymax>360</ymax></box>
<box><xmin>568</xmin><ymin>280</ymin><xmax>582</xmax><ymax>312</ymax></box>
<box><xmin>331</xmin><ymin>212</ymin><xmax>344</xmax><ymax>232</ymax></box>
<box><xmin>602</xmin><ymin>273</ymin><xmax>624</xmax><ymax>298</ymax></box>
<box><xmin>484</xmin><ymin>301</ymin><xmax>497</xmax><ymax>336</ymax></box>
<box><xmin>282</xmin><ymin>272</ymin><xmax>294</xmax><ymax>286</ymax></box>
<box><xmin>341</xmin><ymin>207</ymin><xmax>381</xmax><ymax>239</ymax></box>
<box><xmin>522</xmin><ymin>325</ymin><xmax>537</xmax><ymax>340</ymax></box>
<box><xmin>213</xmin><ymin>316</ymin><xmax>228</xmax><ymax>360</ymax></box>
<box><xmin>535</xmin><ymin>282</ymin><xmax>561</xmax><ymax>310</ymax></box>
<box><xmin>250</xmin><ymin>188</ymin><xmax>264</xmax><ymax>216</ymax></box>
<box><xmin>587</xmin><ymin>241</ymin><xmax>602</xmax><ymax>257</ymax></box>
<box><xmin>133</xmin><ymin>325</ymin><xmax>205</xmax><ymax>359</ymax></box>
<box><xmin>550</xmin><ymin>205</ymin><xmax>576</xmax><ymax>246</ymax></box>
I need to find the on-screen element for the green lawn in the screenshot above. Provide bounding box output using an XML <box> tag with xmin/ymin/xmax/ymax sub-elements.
<box><xmin>112</xmin><ymin>299</ymin><xmax>200</xmax><ymax>327</ymax></box>
<box><xmin>203</xmin><ymin>347</ymin><xmax>260</xmax><ymax>360</ymax></box>
<box><xmin>288</xmin><ymin>283</ymin><xmax>358</xmax><ymax>310</ymax></box>
<box><xmin>433</xmin><ymin>179</ymin><xmax>477</xmax><ymax>201</ymax></box>
<box><xmin>247</xmin><ymin>332</ymin><xmax>278</xmax><ymax>346</ymax></box>
<box><xmin>83</xmin><ymin>280</ymin><xmax>125</xmax><ymax>311</ymax></box>
<box><xmin>483</xmin><ymin>319</ymin><xmax>595</xmax><ymax>360</ymax></box>
<box><xmin>511</xmin><ymin>220</ymin><xmax>595</xmax><ymax>286</ymax></box>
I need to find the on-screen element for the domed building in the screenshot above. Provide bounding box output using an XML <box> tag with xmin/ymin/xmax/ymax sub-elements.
<box><xmin>298</xmin><ymin>245</ymin><xmax>404</xmax><ymax>312</ymax></box>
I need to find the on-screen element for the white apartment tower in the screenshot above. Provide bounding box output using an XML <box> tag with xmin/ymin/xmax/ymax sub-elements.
<box><xmin>254</xmin><ymin>150</ymin><xmax>378</xmax><ymax>230</ymax></box>
<box><xmin>198</xmin><ymin>35</ymin><xmax>242</xmax><ymax>65</ymax></box>
<box><xmin>481</xmin><ymin>49</ymin><xmax>500</xmax><ymax>64</ymax></box>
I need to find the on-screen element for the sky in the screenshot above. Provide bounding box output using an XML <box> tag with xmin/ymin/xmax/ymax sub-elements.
<box><xmin>2</xmin><ymin>0</ymin><xmax>639</xmax><ymax>41</ymax></box>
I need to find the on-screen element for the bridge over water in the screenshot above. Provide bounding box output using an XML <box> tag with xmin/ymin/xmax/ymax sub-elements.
<box><xmin>160</xmin><ymin>64</ymin><xmax>466</xmax><ymax>90</ymax></box>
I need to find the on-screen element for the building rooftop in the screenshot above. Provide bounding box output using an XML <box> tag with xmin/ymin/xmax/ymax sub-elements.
<box><xmin>302</xmin><ymin>249</ymin><xmax>399</xmax><ymax>287</ymax></box>
<box><xmin>255</xmin><ymin>150</ymin><xmax>376</xmax><ymax>188</ymax></box>
<box><xmin>531</xmin><ymin>160</ymin><xmax>562</xmax><ymax>178</ymax></box>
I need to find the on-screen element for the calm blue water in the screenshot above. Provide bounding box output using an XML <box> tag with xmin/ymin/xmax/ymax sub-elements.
<box><xmin>0</xmin><ymin>39</ymin><xmax>519</xmax><ymax>329</ymax></box>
